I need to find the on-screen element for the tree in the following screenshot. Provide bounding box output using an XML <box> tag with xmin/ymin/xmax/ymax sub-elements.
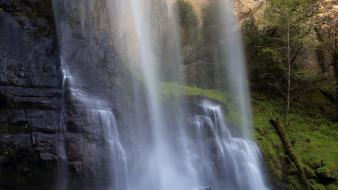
<box><xmin>315</xmin><ymin>0</ymin><xmax>338</xmax><ymax>120</ymax></box>
<box><xmin>200</xmin><ymin>0</ymin><xmax>226</xmax><ymax>88</ymax></box>
<box><xmin>201</xmin><ymin>0</ymin><xmax>222</xmax><ymax>63</ymax></box>
<box><xmin>263</xmin><ymin>0</ymin><xmax>319</xmax><ymax>122</ymax></box>
<box><xmin>176</xmin><ymin>0</ymin><xmax>219</xmax><ymax>88</ymax></box>
<box><xmin>176</xmin><ymin>0</ymin><xmax>200</xmax><ymax>64</ymax></box>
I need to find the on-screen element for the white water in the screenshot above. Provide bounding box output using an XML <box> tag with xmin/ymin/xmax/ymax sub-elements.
<box><xmin>59</xmin><ymin>64</ymin><xmax>129</xmax><ymax>190</ymax></box>
<box><xmin>52</xmin><ymin>1</ymin><xmax>128</xmax><ymax>188</ymax></box>
<box><xmin>52</xmin><ymin>0</ymin><xmax>269</xmax><ymax>189</ymax></box>
<box><xmin>91</xmin><ymin>110</ymin><xmax>128</xmax><ymax>190</ymax></box>
<box><xmin>191</xmin><ymin>100</ymin><xmax>268</xmax><ymax>189</ymax></box>
<box><xmin>123</xmin><ymin>1</ymin><xmax>199</xmax><ymax>189</ymax></box>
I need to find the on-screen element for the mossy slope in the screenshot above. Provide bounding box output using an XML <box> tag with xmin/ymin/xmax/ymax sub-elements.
<box><xmin>253</xmin><ymin>93</ymin><xmax>338</xmax><ymax>190</ymax></box>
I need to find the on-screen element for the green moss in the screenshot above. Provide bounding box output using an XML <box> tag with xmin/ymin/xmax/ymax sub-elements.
<box><xmin>253</xmin><ymin>93</ymin><xmax>338</xmax><ymax>189</ymax></box>
<box><xmin>160</xmin><ymin>82</ymin><xmax>243</xmax><ymax>127</ymax></box>
<box><xmin>253</xmin><ymin>100</ymin><xmax>287</xmax><ymax>184</ymax></box>
<box><xmin>161</xmin><ymin>82</ymin><xmax>227</xmax><ymax>101</ymax></box>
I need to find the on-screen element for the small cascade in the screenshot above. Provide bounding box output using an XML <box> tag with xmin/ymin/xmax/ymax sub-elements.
<box><xmin>90</xmin><ymin>110</ymin><xmax>128</xmax><ymax>190</ymax></box>
<box><xmin>191</xmin><ymin>100</ymin><xmax>268</xmax><ymax>190</ymax></box>
<box><xmin>62</xmin><ymin>77</ymin><xmax>129</xmax><ymax>189</ymax></box>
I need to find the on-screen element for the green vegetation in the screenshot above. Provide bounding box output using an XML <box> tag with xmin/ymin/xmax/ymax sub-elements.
<box><xmin>242</xmin><ymin>0</ymin><xmax>321</xmax><ymax>119</ymax></box>
<box><xmin>239</xmin><ymin>2</ymin><xmax>338</xmax><ymax>187</ymax></box>
<box><xmin>253</xmin><ymin>93</ymin><xmax>338</xmax><ymax>189</ymax></box>
<box><xmin>176</xmin><ymin>0</ymin><xmax>202</xmax><ymax>65</ymax></box>
<box><xmin>176</xmin><ymin>0</ymin><xmax>199</xmax><ymax>45</ymax></box>
<box><xmin>176</xmin><ymin>0</ymin><xmax>219</xmax><ymax>88</ymax></box>
<box><xmin>161</xmin><ymin>82</ymin><xmax>227</xmax><ymax>102</ymax></box>
<box><xmin>160</xmin><ymin>82</ymin><xmax>242</xmax><ymax>126</ymax></box>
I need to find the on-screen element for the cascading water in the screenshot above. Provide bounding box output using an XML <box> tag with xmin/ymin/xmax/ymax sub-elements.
<box><xmin>191</xmin><ymin>100</ymin><xmax>268</xmax><ymax>189</ymax></box>
<box><xmin>52</xmin><ymin>0</ymin><xmax>269</xmax><ymax>189</ymax></box>
<box><xmin>218</xmin><ymin>0</ymin><xmax>253</xmax><ymax>138</ymax></box>
<box><xmin>111</xmin><ymin>1</ymin><xmax>199</xmax><ymax>189</ymax></box>
<box><xmin>52</xmin><ymin>1</ymin><xmax>128</xmax><ymax>189</ymax></box>
<box><xmin>91</xmin><ymin>109</ymin><xmax>128</xmax><ymax>190</ymax></box>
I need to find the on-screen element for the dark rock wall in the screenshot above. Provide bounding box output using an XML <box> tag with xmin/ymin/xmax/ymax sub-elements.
<box><xmin>0</xmin><ymin>0</ymin><xmax>61</xmax><ymax>188</ymax></box>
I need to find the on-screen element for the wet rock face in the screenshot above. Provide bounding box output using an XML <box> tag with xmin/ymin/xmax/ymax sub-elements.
<box><xmin>0</xmin><ymin>11</ymin><xmax>58</xmax><ymax>87</ymax></box>
<box><xmin>0</xmin><ymin>0</ymin><xmax>61</xmax><ymax>186</ymax></box>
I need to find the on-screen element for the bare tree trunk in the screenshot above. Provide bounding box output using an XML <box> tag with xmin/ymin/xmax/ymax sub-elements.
<box><xmin>269</xmin><ymin>119</ymin><xmax>311</xmax><ymax>190</ymax></box>
<box><xmin>285</xmin><ymin>18</ymin><xmax>291</xmax><ymax>123</ymax></box>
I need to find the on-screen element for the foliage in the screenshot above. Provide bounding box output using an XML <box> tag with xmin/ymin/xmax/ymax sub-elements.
<box><xmin>314</xmin><ymin>0</ymin><xmax>338</xmax><ymax>119</ymax></box>
<box><xmin>176</xmin><ymin>0</ymin><xmax>201</xmax><ymax>64</ymax></box>
<box><xmin>242</xmin><ymin>0</ymin><xmax>322</xmax><ymax>111</ymax></box>
<box><xmin>176</xmin><ymin>0</ymin><xmax>198</xmax><ymax>32</ymax></box>
<box><xmin>182</xmin><ymin>0</ymin><xmax>230</xmax><ymax>88</ymax></box>
<box><xmin>201</xmin><ymin>0</ymin><xmax>222</xmax><ymax>63</ymax></box>
<box><xmin>175</xmin><ymin>0</ymin><xmax>220</xmax><ymax>88</ymax></box>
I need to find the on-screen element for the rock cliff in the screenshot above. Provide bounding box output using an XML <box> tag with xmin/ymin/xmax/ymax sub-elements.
<box><xmin>0</xmin><ymin>0</ymin><xmax>61</xmax><ymax>188</ymax></box>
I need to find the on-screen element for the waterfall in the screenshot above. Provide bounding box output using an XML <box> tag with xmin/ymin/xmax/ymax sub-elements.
<box><xmin>191</xmin><ymin>100</ymin><xmax>268</xmax><ymax>189</ymax></box>
<box><xmin>91</xmin><ymin>109</ymin><xmax>128</xmax><ymax>190</ymax></box>
<box><xmin>218</xmin><ymin>0</ymin><xmax>253</xmax><ymax>138</ymax></box>
<box><xmin>109</xmin><ymin>1</ymin><xmax>199</xmax><ymax>189</ymax></box>
<box><xmin>52</xmin><ymin>0</ymin><xmax>269</xmax><ymax>189</ymax></box>
<box><xmin>52</xmin><ymin>1</ymin><xmax>128</xmax><ymax>189</ymax></box>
